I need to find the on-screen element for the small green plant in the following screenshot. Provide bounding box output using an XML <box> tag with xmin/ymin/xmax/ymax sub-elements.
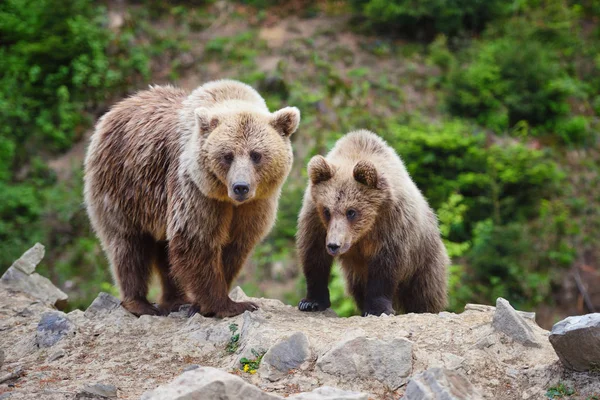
<box><xmin>546</xmin><ymin>383</ymin><xmax>576</xmax><ymax>398</ymax></box>
<box><xmin>226</xmin><ymin>323</ymin><xmax>240</xmax><ymax>354</ymax></box>
<box><xmin>240</xmin><ymin>349</ymin><xmax>265</xmax><ymax>374</ymax></box>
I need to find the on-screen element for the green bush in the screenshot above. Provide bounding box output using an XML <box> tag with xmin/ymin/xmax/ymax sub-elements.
<box><xmin>351</xmin><ymin>0</ymin><xmax>510</xmax><ymax>36</ymax></box>
<box><xmin>0</xmin><ymin>0</ymin><xmax>149</xmax><ymax>271</ymax></box>
<box><xmin>447</xmin><ymin>36</ymin><xmax>572</xmax><ymax>132</ymax></box>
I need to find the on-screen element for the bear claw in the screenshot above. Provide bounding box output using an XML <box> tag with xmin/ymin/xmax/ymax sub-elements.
<box><xmin>298</xmin><ymin>299</ymin><xmax>327</xmax><ymax>312</ymax></box>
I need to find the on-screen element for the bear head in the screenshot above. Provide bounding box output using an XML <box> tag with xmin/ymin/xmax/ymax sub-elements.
<box><xmin>308</xmin><ymin>155</ymin><xmax>390</xmax><ymax>256</ymax></box>
<box><xmin>196</xmin><ymin>106</ymin><xmax>300</xmax><ymax>204</ymax></box>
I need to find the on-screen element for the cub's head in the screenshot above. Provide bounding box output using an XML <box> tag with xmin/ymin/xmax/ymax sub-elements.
<box><xmin>308</xmin><ymin>155</ymin><xmax>389</xmax><ymax>256</ymax></box>
<box><xmin>197</xmin><ymin>106</ymin><xmax>300</xmax><ymax>204</ymax></box>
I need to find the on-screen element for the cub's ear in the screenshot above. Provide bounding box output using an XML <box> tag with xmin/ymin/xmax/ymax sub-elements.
<box><xmin>271</xmin><ymin>107</ymin><xmax>300</xmax><ymax>138</ymax></box>
<box><xmin>353</xmin><ymin>160</ymin><xmax>382</xmax><ymax>189</ymax></box>
<box><xmin>194</xmin><ymin>107</ymin><xmax>219</xmax><ymax>135</ymax></box>
<box><xmin>308</xmin><ymin>155</ymin><xmax>333</xmax><ymax>185</ymax></box>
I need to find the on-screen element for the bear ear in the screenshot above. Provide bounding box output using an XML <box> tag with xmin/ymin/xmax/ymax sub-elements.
<box><xmin>353</xmin><ymin>160</ymin><xmax>382</xmax><ymax>189</ymax></box>
<box><xmin>308</xmin><ymin>155</ymin><xmax>334</xmax><ymax>185</ymax></box>
<box><xmin>195</xmin><ymin>107</ymin><xmax>219</xmax><ymax>135</ymax></box>
<box><xmin>270</xmin><ymin>107</ymin><xmax>300</xmax><ymax>138</ymax></box>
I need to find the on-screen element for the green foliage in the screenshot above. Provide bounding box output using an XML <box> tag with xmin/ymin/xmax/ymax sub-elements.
<box><xmin>329</xmin><ymin>265</ymin><xmax>359</xmax><ymax>317</ymax></box>
<box><xmin>240</xmin><ymin>349</ymin><xmax>265</xmax><ymax>374</ymax></box>
<box><xmin>351</xmin><ymin>0</ymin><xmax>510</xmax><ymax>36</ymax></box>
<box><xmin>226</xmin><ymin>324</ymin><xmax>240</xmax><ymax>354</ymax></box>
<box><xmin>546</xmin><ymin>383</ymin><xmax>576</xmax><ymax>398</ymax></box>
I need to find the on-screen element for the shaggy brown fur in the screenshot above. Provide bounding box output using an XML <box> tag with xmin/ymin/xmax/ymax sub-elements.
<box><xmin>297</xmin><ymin>130</ymin><xmax>448</xmax><ymax>316</ymax></box>
<box><xmin>84</xmin><ymin>80</ymin><xmax>300</xmax><ymax>317</ymax></box>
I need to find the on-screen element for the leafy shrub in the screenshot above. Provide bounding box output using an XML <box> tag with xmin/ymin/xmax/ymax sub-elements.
<box><xmin>351</xmin><ymin>0</ymin><xmax>510</xmax><ymax>37</ymax></box>
<box><xmin>447</xmin><ymin>36</ymin><xmax>572</xmax><ymax>132</ymax></box>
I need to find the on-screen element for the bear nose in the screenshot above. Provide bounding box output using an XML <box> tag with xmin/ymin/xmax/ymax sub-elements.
<box><xmin>327</xmin><ymin>243</ymin><xmax>340</xmax><ymax>254</ymax></box>
<box><xmin>233</xmin><ymin>182</ymin><xmax>250</xmax><ymax>196</ymax></box>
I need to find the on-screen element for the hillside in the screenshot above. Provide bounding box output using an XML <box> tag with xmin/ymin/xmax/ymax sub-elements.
<box><xmin>0</xmin><ymin>0</ymin><xmax>599</xmax><ymax>328</ymax></box>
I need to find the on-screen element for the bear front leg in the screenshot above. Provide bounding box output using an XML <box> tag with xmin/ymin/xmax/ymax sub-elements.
<box><xmin>169</xmin><ymin>233</ymin><xmax>257</xmax><ymax>318</ymax></box>
<box><xmin>297</xmin><ymin>201</ymin><xmax>333</xmax><ymax>312</ymax></box>
<box><xmin>362</xmin><ymin>253</ymin><xmax>397</xmax><ymax>316</ymax></box>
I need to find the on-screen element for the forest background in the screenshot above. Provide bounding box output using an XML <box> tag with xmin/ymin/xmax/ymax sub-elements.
<box><xmin>1</xmin><ymin>0</ymin><xmax>599</xmax><ymax>328</ymax></box>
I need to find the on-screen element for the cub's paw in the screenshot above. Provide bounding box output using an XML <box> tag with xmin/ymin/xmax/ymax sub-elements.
<box><xmin>122</xmin><ymin>299</ymin><xmax>161</xmax><ymax>317</ymax></box>
<box><xmin>159</xmin><ymin>299</ymin><xmax>190</xmax><ymax>316</ymax></box>
<box><xmin>362</xmin><ymin>298</ymin><xmax>395</xmax><ymax>317</ymax></box>
<box><xmin>298</xmin><ymin>299</ymin><xmax>329</xmax><ymax>312</ymax></box>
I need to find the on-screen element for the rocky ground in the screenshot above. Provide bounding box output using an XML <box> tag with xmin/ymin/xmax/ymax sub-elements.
<box><xmin>0</xmin><ymin>245</ymin><xmax>599</xmax><ymax>400</ymax></box>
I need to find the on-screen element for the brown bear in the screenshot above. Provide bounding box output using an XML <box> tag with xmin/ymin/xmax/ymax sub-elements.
<box><xmin>297</xmin><ymin>130</ymin><xmax>448</xmax><ymax>316</ymax></box>
<box><xmin>84</xmin><ymin>79</ymin><xmax>300</xmax><ymax>318</ymax></box>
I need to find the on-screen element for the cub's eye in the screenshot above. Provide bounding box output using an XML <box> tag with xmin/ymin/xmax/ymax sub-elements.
<box><xmin>346</xmin><ymin>209</ymin><xmax>357</xmax><ymax>221</ymax></box>
<box><xmin>223</xmin><ymin>153</ymin><xmax>234</xmax><ymax>164</ymax></box>
<box><xmin>250</xmin><ymin>151</ymin><xmax>262</xmax><ymax>164</ymax></box>
<box><xmin>323</xmin><ymin>207</ymin><xmax>331</xmax><ymax>220</ymax></box>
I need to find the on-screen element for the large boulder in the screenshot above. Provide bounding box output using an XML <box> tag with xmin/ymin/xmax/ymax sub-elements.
<box><xmin>549</xmin><ymin>313</ymin><xmax>600</xmax><ymax>372</ymax></box>
<box><xmin>404</xmin><ymin>368</ymin><xmax>481</xmax><ymax>400</ymax></box>
<box><xmin>492</xmin><ymin>298</ymin><xmax>541</xmax><ymax>348</ymax></box>
<box><xmin>140</xmin><ymin>367</ymin><xmax>281</xmax><ymax>400</ymax></box>
<box><xmin>317</xmin><ymin>335</ymin><xmax>413</xmax><ymax>389</ymax></box>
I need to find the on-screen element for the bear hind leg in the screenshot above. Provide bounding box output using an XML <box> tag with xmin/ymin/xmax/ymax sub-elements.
<box><xmin>397</xmin><ymin>266</ymin><xmax>447</xmax><ymax>314</ymax></box>
<box><xmin>109</xmin><ymin>233</ymin><xmax>160</xmax><ymax>317</ymax></box>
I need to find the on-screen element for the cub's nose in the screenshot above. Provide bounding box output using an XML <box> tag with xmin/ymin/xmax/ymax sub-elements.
<box><xmin>233</xmin><ymin>182</ymin><xmax>250</xmax><ymax>196</ymax></box>
<box><xmin>327</xmin><ymin>243</ymin><xmax>340</xmax><ymax>255</ymax></box>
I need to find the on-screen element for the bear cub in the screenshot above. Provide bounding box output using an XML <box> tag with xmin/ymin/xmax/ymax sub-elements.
<box><xmin>297</xmin><ymin>130</ymin><xmax>448</xmax><ymax>316</ymax></box>
<box><xmin>85</xmin><ymin>80</ymin><xmax>300</xmax><ymax>318</ymax></box>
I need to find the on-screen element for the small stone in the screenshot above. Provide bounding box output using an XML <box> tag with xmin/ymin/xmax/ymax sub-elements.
<box><xmin>261</xmin><ymin>332</ymin><xmax>311</xmax><ymax>381</ymax></box>
<box><xmin>405</xmin><ymin>367</ymin><xmax>481</xmax><ymax>400</ymax></box>
<box><xmin>85</xmin><ymin>292</ymin><xmax>121</xmax><ymax>316</ymax></box>
<box><xmin>0</xmin><ymin>349</ymin><xmax>4</xmax><ymax>368</ymax></box>
<box><xmin>47</xmin><ymin>349</ymin><xmax>66</xmax><ymax>362</ymax></box>
<box><xmin>229</xmin><ymin>286</ymin><xmax>249</xmax><ymax>302</ymax></box>
<box><xmin>465</xmin><ymin>303</ymin><xmax>536</xmax><ymax>321</ymax></box>
<box><xmin>36</xmin><ymin>311</ymin><xmax>76</xmax><ymax>348</ymax></box>
<box><xmin>317</xmin><ymin>336</ymin><xmax>413</xmax><ymax>389</ymax></box>
<box><xmin>183</xmin><ymin>364</ymin><xmax>200</xmax><ymax>372</ymax></box>
<box><xmin>442</xmin><ymin>353</ymin><xmax>465</xmax><ymax>370</ymax></box>
<box><xmin>10</xmin><ymin>243</ymin><xmax>45</xmax><ymax>274</ymax></box>
<box><xmin>82</xmin><ymin>383</ymin><xmax>118</xmax><ymax>398</ymax></box>
<box><xmin>549</xmin><ymin>313</ymin><xmax>600</xmax><ymax>372</ymax></box>
<box><xmin>288</xmin><ymin>386</ymin><xmax>369</xmax><ymax>400</ymax></box>
<box><xmin>141</xmin><ymin>367</ymin><xmax>280</xmax><ymax>400</ymax></box>
<box><xmin>492</xmin><ymin>298</ymin><xmax>541</xmax><ymax>348</ymax></box>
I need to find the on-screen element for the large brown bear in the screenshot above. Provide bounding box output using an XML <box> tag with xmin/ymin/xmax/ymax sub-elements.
<box><xmin>297</xmin><ymin>130</ymin><xmax>448</xmax><ymax>316</ymax></box>
<box><xmin>84</xmin><ymin>80</ymin><xmax>300</xmax><ymax>318</ymax></box>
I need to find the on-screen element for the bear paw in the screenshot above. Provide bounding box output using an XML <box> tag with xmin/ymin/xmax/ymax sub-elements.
<box><xmin>298</xmin><ymin>299</ymin><xmax>329</xmax><ymax>312</ymax></box>
<box><xmin>188</xmin><ymin>301</ymin><xmax>258</xmax><ymax>318</ymax></box>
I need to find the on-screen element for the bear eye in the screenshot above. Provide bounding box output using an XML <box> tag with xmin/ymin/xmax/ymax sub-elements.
<box><xmin>346</xmin><ymin>209</ymin><xmax>357</xmax><ymax>221</ymax></box>
<box><xmin>250</xmin><ymin>151</ymin><xmax>262</xmax><ymax>164</ymax></box>
<box><xmin>323</xmin><ymin>207</ymin><xmax>331</xmax><ymax>220</ymax></box>
<box><xmin>223</xmin><ymin>153</ymin><xmax>234</xmax><ymax>164</ymax></box>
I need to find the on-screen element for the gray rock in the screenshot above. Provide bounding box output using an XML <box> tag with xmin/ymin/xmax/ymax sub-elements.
<box><xmin>85</xmin><ymin>292</ymin><xmax>133</xmax><ymax>320</ymax></box>
<box><xmin>405</xmin><ymin>368</ymin><xmax>481</xmax><ymax>400</ymax></box>
<box><xmin>317</xmin><ymin>336</ymin><xmax>413</xmax><ymax>389</ymax></box>
<box><xmin>549</xmin><ymin>313</ymin><xmax>600</xmax><ymax>372</ymax></box>
<box><xmin>492</xmin><ymin>298</ymin><xmax>541</xmax><ymax>348</ymax></box>
<box><xmin>229</xmin><ymin>286</ymin><xmax>249</xmax><ymax>302</ymax></box>
<box><xmin>0</xmin><ymin>349</ymin><xmax>4</xmax><ymax>368</ymax></box>
<box><xmin>1</xmin><ymin>244</ymin><xmax>67</xmax><ymax>309</ymax></box>
<box><xmin>183</xmin><ymin>364</ymin><xmax>200</xmax><ymax>372</ymax></box>
<box><xmin>10</xmin><ymin>243</ymin><xmax>45</xmax><ymax>274</ymax></box>
<box><xmin>47</xmin><ymin>349</ymin><xmax>66</xmax><ymax>362</ymax></box>
<box><xmin>82</xmin><ymin>383</ymin><xmax>117</xmax><ymax>398</ymax></box>
<box><xmin>261</xmin><ymin>332</ymin><xmax>311</xmax><ymax>381</ymax></box>
<box><xmin>36</xmin><ymin>311</ymin><xmax>76</xmax><ymax>348</ymax></box>
<box><xmin>141</xmin><ymin>367</ymin><xmax>281</xmax><ymax>400</ymax></box>
<box><xmin>288</xmin><ymin>386</ymin><xmax>369</xmax><ymax>400</ymax></box>
<box><xmin>465</xmin><ymin>303</ymin><xmax>536</xmax><ymax>321</ymax></box>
